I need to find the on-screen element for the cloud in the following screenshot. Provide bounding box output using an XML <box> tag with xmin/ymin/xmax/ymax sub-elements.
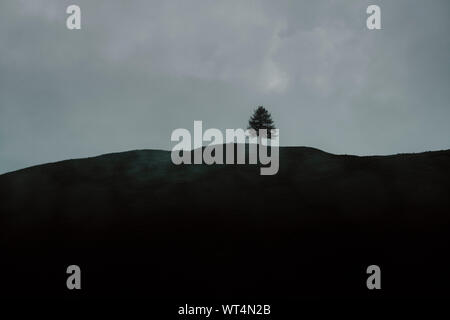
<box><xmin>1</xmin><ymin>0</ymin><xmax>450</xmax><ymax>173</ymax></box>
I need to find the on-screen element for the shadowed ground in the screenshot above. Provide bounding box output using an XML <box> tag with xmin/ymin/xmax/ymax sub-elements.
<box><xmin>1</xmin><ymin>145</ymin><xmax>449</xmax><ymax>299</ymax></box>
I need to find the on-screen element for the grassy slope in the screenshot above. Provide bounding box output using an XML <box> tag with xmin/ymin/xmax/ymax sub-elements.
<box><xmin>1</xmin><ymin>146</ymin><xmax>450</xmax><ymax>298</ymax></box>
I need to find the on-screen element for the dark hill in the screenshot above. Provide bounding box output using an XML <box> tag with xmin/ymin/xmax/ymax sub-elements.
<box><xmin>1</xmin><ymin>146</ymin><xmax>450</xmax><ymax>299</ymax></box>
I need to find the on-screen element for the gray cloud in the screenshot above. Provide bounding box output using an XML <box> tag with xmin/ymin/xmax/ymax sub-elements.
<box><xmin>1</xmin><ymin>0</ymin><xmax>449</xmax><ymax>173</ymax></box>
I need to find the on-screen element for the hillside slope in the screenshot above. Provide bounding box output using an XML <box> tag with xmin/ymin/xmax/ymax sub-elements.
<box><xmin>1</xmin><ymin>146</ymin><xmax>450</xmax><ymax>298</ymax></box>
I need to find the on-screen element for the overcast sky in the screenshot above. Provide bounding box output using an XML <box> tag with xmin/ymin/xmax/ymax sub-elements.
<box><xmin>1</xmin><ymin>0</ymin><xmax>449</xmax><ymax>173</ymax></box>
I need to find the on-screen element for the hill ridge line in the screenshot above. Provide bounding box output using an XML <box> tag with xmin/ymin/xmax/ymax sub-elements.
<box><xmin>1</xmin><ymin>145</ymin><xmax>449</xmax><ymax>177</ymax></box>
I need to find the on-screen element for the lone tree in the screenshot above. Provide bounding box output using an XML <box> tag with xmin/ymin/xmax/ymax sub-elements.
<box><xmin>248</xmin><ymin>106</ymin><xmax>276</xmax><ymax>139</ymax></box>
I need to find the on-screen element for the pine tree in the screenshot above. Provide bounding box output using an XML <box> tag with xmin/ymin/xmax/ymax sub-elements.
<box><xmin>247</xmin><ymin>106</ymin><xmax>276</xmax><ymax>139</ymax></box>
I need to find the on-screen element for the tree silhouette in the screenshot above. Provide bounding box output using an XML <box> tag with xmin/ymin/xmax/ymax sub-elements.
<box><xmin>248</xmin><ymin>106</ymin><xmax>276</xmax><ymax>139</ymax></box>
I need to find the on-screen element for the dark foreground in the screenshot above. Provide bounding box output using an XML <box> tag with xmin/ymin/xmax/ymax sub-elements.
<box><xmin>1</xmin><ymin>146</ymin><xmax>450</xmax><ymax>300</ymax></box>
